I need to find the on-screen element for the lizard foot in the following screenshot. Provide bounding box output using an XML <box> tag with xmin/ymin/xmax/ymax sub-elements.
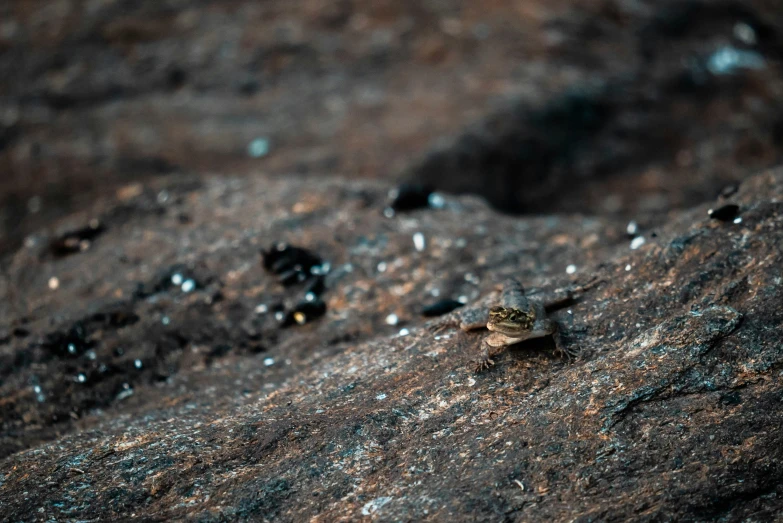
<box><xmin>472</xmin><ymin>358</ymin><xmax>494</xmax><ymax>373</ymax></box>
<box><xmin>557</xmin><ymin>343</ymin><xmax>581</xmax><ymax>362</ymax></box>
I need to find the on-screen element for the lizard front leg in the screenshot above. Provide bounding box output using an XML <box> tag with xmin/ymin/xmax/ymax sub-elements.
<box><xmin>531</xmin><ymin>317</ymin><xmax>579</xmax><ymax>360</ymax></box>
<box><xmin>473</xmin><ymin>332</ymin><xmax>513</xmax><ymax>372</ymax></box>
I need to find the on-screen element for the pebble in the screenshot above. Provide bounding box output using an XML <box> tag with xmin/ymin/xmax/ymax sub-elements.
<box><xmin>733</xmin><ymin>22</ymin><xmax>757</xmax><ymax>45</ymax></box>
<box><xmin>413</xmin><ymin>232</ymin><xmax>426</xmax><ymax>252</ymax></box>
<box><xmin>247</xmin><ymin>138</ymin><xmax>270</xmax><ymax>158</ymax></box>
<box><xmin>282</xmin><ymin>299</ymin><xmax>327</xmax><ymax>327</ymax></box>
<box><xmin>630</xmin><ymin>236</ymin><xmax>646</xmax><ymax>250</ymax></box>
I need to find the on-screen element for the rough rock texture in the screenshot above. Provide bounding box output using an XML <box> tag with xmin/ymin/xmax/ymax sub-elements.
<box><xmin>2</xmin><ymin>168</ymin><xmax>783</xmax><ymax>521</ymax></box>
<box><xmin>3</xmin><ymin>0</ymin><xmax>783</xmax><ymax>521</ymax></box>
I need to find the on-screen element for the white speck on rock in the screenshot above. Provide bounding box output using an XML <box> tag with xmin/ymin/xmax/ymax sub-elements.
<box><xmin>464</xmin><ymin>273</ymin><xmax>480</xmax><ymax>285</ymax></box>
<box><xmin>707</xmin><ymin>45</ymin><xmax>765</xmax><ymax>75</ymax></box>
<box><xmin>264</xmin><ymin>357</ymin><xmax>275</xmax><ymax>367</ymax></box>
<box><xmin>385</xmin><ymin>314</ymin><xmax>399</xmax><ymax>326</ymax></box>
<box><xmin>376</xmin><ymin>393</ymin><xmax>387</xmax><ymax>400</ymax></box>
<box><xmin>566</xmin><ymin>264</ymin><xmax>577</xmax><ymax>274</ymax></box>
<box><xmin>428</xmin><ymin>193</ymin><xmax>446</xmax><ymax>209</ymax></box>
<box><xmin>630</xmin><ymin>236</ymin><xmax>646</xmax><ymax>250</ymax></box>
<box><xmin>734</xmin><ymin>22</ymin><xmax>757</xmax><ymax>45</ymax></box>
<box><xmin>362</xmin><ymin>497</ymin><xmax>393</xmax><ymax>516</ymax></box>
<box><xmin>247</xmin><ymin>137</ymin><xmax>270</xmax><ymax>158</ymax></box>
<box><xmin>413</xmin><ymin>232</ymin><xmax>426</xmax><ymax>252</ymax></box>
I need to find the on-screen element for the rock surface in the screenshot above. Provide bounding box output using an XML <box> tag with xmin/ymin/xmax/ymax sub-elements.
<box><xmin>3</xmin><ymin>1</ymin><xmax>783</xmax><ymax>521</ymax></box>
<box><xmin>3</xmin><ymin>0</ymin><xmax>783</xmax><ymax>251</ymax></box>
<box><xmin>2</xmin><ymin>168</ymin><xmax>783</xmax><ymax>521</ymax></box>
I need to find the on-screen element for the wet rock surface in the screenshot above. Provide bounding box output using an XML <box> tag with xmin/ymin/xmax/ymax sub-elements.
<box><xmin>1</xmin><ymin>168</ymin><xmax>783</xmax><ymax>521</ymax></box>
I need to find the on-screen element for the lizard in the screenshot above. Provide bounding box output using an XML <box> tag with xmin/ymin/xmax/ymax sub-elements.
<box><xmin>429</xmin><ymin>277</ymin><xmax>601</xmax><ymax>372</ymax></box>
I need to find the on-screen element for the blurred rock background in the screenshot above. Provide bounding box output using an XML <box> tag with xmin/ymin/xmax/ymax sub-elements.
<box><xmin>1</xmin><ymin>0</ymin><xmax>782</xmax><ymax>254</ymax></box>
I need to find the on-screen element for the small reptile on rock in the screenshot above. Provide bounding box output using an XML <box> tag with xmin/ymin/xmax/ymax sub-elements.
<box><xmin>431</xmin><ymin>277</ymin><xmax>601</xmax><ymax>371</ymax></box>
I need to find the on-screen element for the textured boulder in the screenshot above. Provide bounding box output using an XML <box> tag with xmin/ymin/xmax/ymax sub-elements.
<box><xmin>1</xmin><ymin>168</ymin><xmax>783</xmax><ymax>521</ymax></box>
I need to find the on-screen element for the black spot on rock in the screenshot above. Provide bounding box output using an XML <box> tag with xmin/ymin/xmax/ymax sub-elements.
<box><xmin>708</xmin><ymin>204</ymin><xmax>740</xmax><ymax>222</ymax></box>
<box><xmin>49</xmin><ymin>221</ymin><xmax>106</xmax><ymax>258</ymax></box>
<box><xmin>389</xmin><ymin>183</ymin><xmax>434</xmax><ymax>212</ymax></box>
<box><xmin>422</xmin><ymin>299</ymin><xmax>464</xmax><ymax>317</ymax></box>
<box><xmin>262</xmin><ymin>243</ymin><xmax>324</xmax><ymax>287</ymax></box>
<box><xmin>281</xmin><ymin>299</ymin><xmax>327</xmax><ymax>327</ymax></box>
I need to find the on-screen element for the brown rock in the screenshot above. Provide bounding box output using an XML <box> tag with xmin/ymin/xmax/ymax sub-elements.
<box><xmin>1</xmin><ymin>168</ymin><xmax>783</xmax><ymax>521</ymax></box>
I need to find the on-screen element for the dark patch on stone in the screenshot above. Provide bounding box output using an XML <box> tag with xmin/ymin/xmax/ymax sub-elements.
<box><xmin>389</xmin><ymin>183</ymin><xmax>434</xmax><ymax>212</ymax></box>
<box><xmin>281</xmin><ymin>299</ymin><xmax>327</xmax><ymax>327</ymax></box>
<box><xmin>709</xmin><ymin>204</ymin><xmax>741</xmax><ymax>222</ymax></box>
<box><xmin>48</xmin><ymin>221</ymin><xmax>106</xmax><ymax>258</ymax></box>
<box><xmin>421</xmin><ymin>299</ymin><xmax>464</xmax><ymax>317</ymax></box>
<box><xmin>262</xmin><ymin>243</ymin><xmax>324</xmax><ymax>287</ymax></box>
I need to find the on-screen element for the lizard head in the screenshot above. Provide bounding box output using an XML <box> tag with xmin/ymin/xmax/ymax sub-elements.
<box><xmin>487</xmin><ymin>306</ymin><xmax>535</xmax><ymax>336</ymax></box>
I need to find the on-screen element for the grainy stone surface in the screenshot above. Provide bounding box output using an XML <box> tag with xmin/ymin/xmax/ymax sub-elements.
<box><xmin>3</xmin><ymin>1</ymin><xmax>783</xmax><ymax>521</ymax></box>
<box><xmin>1</xmin><ymin>168</ymin><xmax>782</xmax><ymax>521</ymax></box>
